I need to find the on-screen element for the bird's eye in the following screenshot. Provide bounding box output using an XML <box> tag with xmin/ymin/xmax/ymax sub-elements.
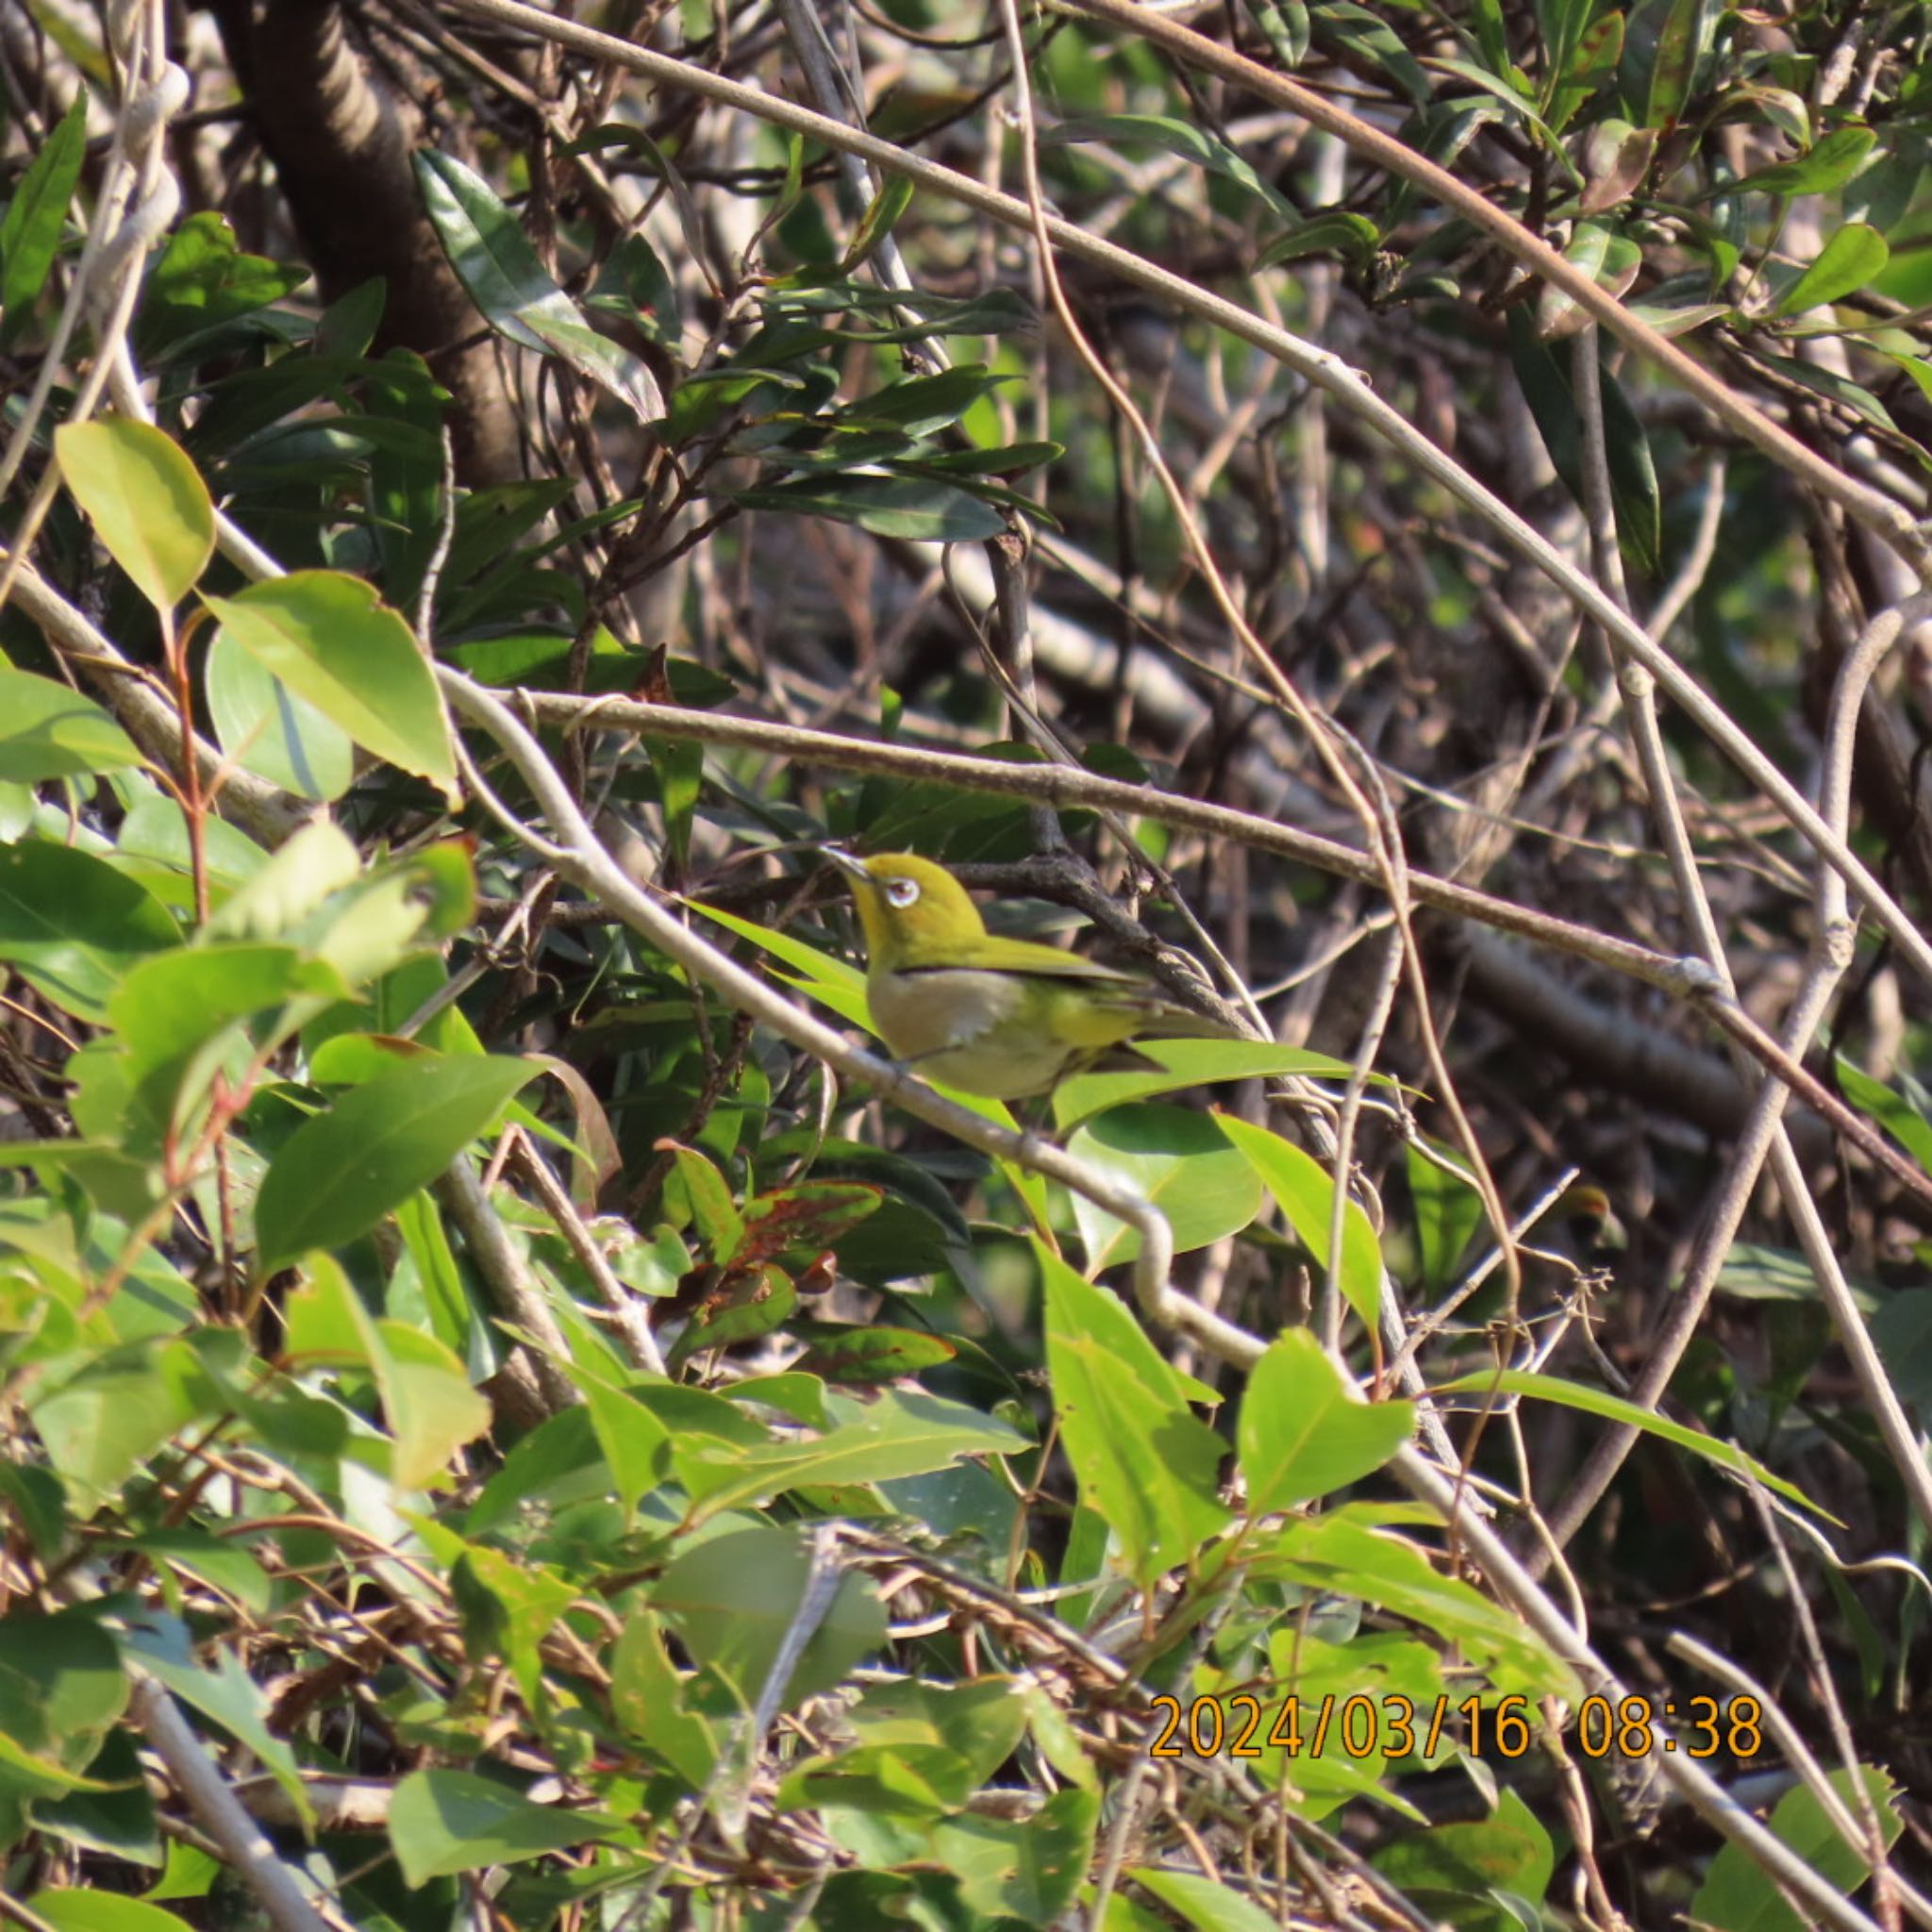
<box><xmin>885</xmin><ymin>876</ymin><xmax>922</xmax><ymax>908</ymax></box>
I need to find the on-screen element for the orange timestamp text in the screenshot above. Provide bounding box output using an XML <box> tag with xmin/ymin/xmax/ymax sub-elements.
<box><xmin>1146</xmin><ymin>1691</ymin><xmax>1764</xmax><ymax>1762</ymax></box>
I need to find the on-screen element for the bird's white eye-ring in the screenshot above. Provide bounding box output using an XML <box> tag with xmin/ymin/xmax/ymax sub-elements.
<box><xmin>885</xmin><ymin>876</ymin><xmax>922</xmax><ymax>908</ymax></box>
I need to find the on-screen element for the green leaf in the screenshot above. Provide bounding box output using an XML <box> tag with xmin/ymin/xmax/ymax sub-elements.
<box><xmin>255</xmin><ymin>1054</ymin><xmax>538</xmax><ymax>1272</ymax></box>
<box><xmin>389</xmin><ymin>1768</ymin><xmax>627</xmax><ymax>1884</ymax></box>
<box><xmin>1724</xmin><ymin>124</ymin><xmax>1876</xmax><ymax>199</ymax></box>
<box><xmin>1256</xmin><ymin>210</ymin><xmax>1381</xmax><ymax>271</ymax></box>
<box><xmin>689</xmin><ymin>899</ymin><xmax>870</xmax><ymax>1027</ymax></box>
<box><xmin>1054</xmin><ymin>1039</ymin><xmax>1355</xmax><ymax>1131</ymax></box>
<box><xmin>203</xmin><ymin>571</ymin><xmax>455</xmax><ymax>792</ymax></box>
<box><xmin>652</xmin><ymin>1524</ymin><xmax>886</xmax><ymax>1709</ymax></box>
<box><xmin>1242</xmin><ymin>0</ymin><xmax>1308</xmax><ymax>67</ymax></box>
<box><xmin>1238</xmin><ymin>1329</ymin><xmax>1413</xmax><ymax>1513</ymax></box>
<box><xmin>841</xmin><ymin>175</ymin><xmax>916</xmax><ymax>274</ymax></box>
<box><xmin>1132</xmin><ymin>1871</ymin><xmax>1277</xmax><ymax>1932</ymax></box>
<box><xmin>414</xmin><ymin>149</ymin><xmax>662</xmax><ymax>423</ymax></box>
<box><xmin>1431</xmin><ymin>1368</ymin><xmax>1830</xmax><ymax>1517</ymax></box>
<box><xmin>1834</xmin><ymin>1056</ymin><xmax>1932</xmax><ymax>1174</ymax></box>
<box><xmin>735</xmin><ymin>473</ymin><xmax>1006</xmax><ymax>541</ymax></box>
<box><xmin>791</xmin><ymin>1322</ymin><xmax>956</xmax><ymax>1383</ymax></box>
<box><xmin>1218</xmin><ymin>1115</ymin><xmax>1382</xmax><ymax>1330</ymax></box>
<box><xmin>1258</xmin><ymin>1511</ymin><xmax>1576</xmax><ymax>1693</ymax></box>
<box><xmin>1691</xmin><ymin>1764</ymin><xmax>1900</xmax><ymax>1932</ymax></box>
<box><xmin>1407</xmin><ymin>1139</ymin><xmax>1486</xmax><ymax>1290</ymax></box>
<box><xmin>1067</xmin><ymin>1103</ymin><xmax>1262</xmax><ymax>1269</ymax></box>
<box><xmin>1428</xmin><ymin>58</ymin><xmax>1577</xmax><ymax>167</ymax></box>
<box><xmin>1507</xmin><ymin>308</ymin><xmax>1662</xmax><ymax>575</ymax></box>
<box><xmin>1536</xmin><ymin>219</ymin><xmax>1642</xmax><ymax>338</ymax></box>
<box><xmin>0</xmin><ymin>1610</ymin><xmax>126</xmax><ymax>1806</ymax></box>
<box><xmin>26</xmin><ymin>1343</ymin><xmax>206</xmax><ymax>1501</ymax></box>
<box><xmin>840</xmin><ymin>365</ymin><xmax>1012</xmax><ymax>439</ymax></box>
<box><xmin>1042</xmin><ymin>115</ymin><xmax>1295</xmax><ymax>222</ymax></box>
<box><xmin>56</xmin><ymin>420</ymin><xmax>215</xmax><ymax>610</ymax></box>
<box><xmin>1776</xmin><ymin>222</ymin><xmax>1889</xmax><ymax>315</ymax></box>
<box><xmin>1749</xmin><ymin>350</ymin><xmax>1894</xmax><ymax>431</ymax></box>
<box><xmin>661</xmin><ymin>1140</ymin><xmax>745</xmax><ymax>1256</ymax></box>
<box><xmin>377</xmin><ymin>1319</ymin><xmax>492</xmax><ymax>1488</ymax></box>
<box><xmin>1872</xmin><ymin>1290</ymin><xmax>1932</xmax><ymax>1413</ymax></box>
<box><xmin>123</xmin><ymin>1613</ymin><xmax>313</xmax><ymax>1827</ymax></box>
<box><xmin>0</xmin><ymin>839</ymin><xmax>179</xmax><ymax>1021</ymax></box>
<box><xmin>574</xmin><ymin>1370</ymin><xmax>673</xmax><ymax>1524</ymax></box>
<box><xmin>1578</xmin><ymin>115</ymin><xmax>1655</xmax><ymax>212</ymax></box>
<box><xmin>0</xmin><ymin>1141</ymin><xmax>165</xmax><ymax>1222</ymax></box>
<box><xmin>1467</xmin><ymin>0</ymin><xmax>1514</xmax><ymax>83</ymax></box>
<box><xmin>1644</xmin><ymin>0</ymin><xmax>1717</xmax><ymax>125</ymax></box>
<box><xmin>1311</xmin><ymin>1</ymin><xmax>1432</xmax><ymax>106</ymax></box>
<box><xmin>0</xmin><ymin>91</ymin><xmax>88</xmax><ymax>346</ymax></box>
<box><xmin>932</xmin><ymin>1787</ymin><xmax>1097</xmax><ymax>1923</ymax></box>
<box><xmin>0</xmin><ymin>666</ymin><xmax>142</xmax><ymax>784</ymax></box>
<box><xmin>1040</xmin><ymin>1241</ymin><xmax>1230</xmax><ymax>1585</ymax></box>
<box><xmin>205</xmin><ymin>629</ymin><xmax>355</xmax><ymax>801</ymax></box>
<box><xmin>133</xmin><ymin>214</ymin><xmax>308</xmax><ymax>360</ymax></box>
<box><xmin>108</xmin><ymin>941</ymin><xmax>348</xmax><ymax>1141</ymax></box>
<box><xmin>27</xmin><ymin>1896</ymin><xmax>193</xmax><ymax>1932</ymax></box>
<box><xmin>1373</xmin><ymin>1787</ymin><xmax>1554</xmax><ymax>1909</ymax></box>
<box><xmin>31</xmin><ymin>1726</ymin><xmax>160</xmax><ymax>1865</ymax></box>
<box><xmin>677</xmin><ymin>1388</ymin><xmax>1027</xmax><ymax>1523</ymax></box>
<box><xmin>610</xmin><ymin>1611</ymin><xmax>721</xmax><ymax>1786</ymax></box>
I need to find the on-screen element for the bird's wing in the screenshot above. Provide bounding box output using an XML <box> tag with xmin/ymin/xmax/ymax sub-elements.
<box><xmin>936</xmin><ymin>934</ymin><xmax>1144</xmax><ymax>979</ymax></box>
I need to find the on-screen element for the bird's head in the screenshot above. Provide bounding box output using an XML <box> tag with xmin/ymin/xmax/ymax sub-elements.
<box><xmin>824</xmin><ymin>850</ymin><xmax>987</xmax><ymax>969</ymax></box>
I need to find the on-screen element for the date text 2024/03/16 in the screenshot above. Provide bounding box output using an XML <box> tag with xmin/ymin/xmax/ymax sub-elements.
<box><xmin>1145</xmin><ymin>1691</ymin><xmax>1766</xmax><ymax>1762</ymax></box>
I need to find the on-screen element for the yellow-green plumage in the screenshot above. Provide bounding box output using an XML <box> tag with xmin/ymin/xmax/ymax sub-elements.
<box><xmin>826</xmin><ymin>849</ymin><xmax>1230</xmax><ymax>1099</ymax></box>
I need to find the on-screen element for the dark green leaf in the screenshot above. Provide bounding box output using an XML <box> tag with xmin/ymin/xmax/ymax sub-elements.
<box><xmin>255</xmin><ymin>1054</ymin><xmax>538</xmax><ymax>1271</ymax></box>
<box><xmin>1374</xmin><ymin>1788</ymin><xmax>1554</xmax><ymax>1911</ymax></box>
<box><xmin>1507</xmin><ymin>309</ymin><xmax>1662</xmax><ymax>574</ymax></box>
<box><xmin>1751</xmin><ymin>350</ymin><xmax>1895</xmax><ymax>431</ymax></box>
<box><xmin>1257</xmin><ymin>211</ymin><xmax>1382</xmax><ymax>271</ymax></box>
<box><xmin>0</xmin><ymin>91</ymin><xmax>88</xmax><ymax>346</ymax></box>
<box><xmin>735</xmin><ymin>472</ymin><xmax>1006</xmax><ymax>541</ymax></box>
<box><xmin>1312</xmin><ymin>2</ymin><xmax>1432</xmax><ymax>106</ymax></box>
<box><xmin>1042</xmin><ymin>115</ymin><xmax>1295</xmax><ymax>222</ymax></box>
<box><xmin>389</xmin><ymin>1769</ymin><xmax>626</xmax><ymax>1884</ymax></box>
<box><xmin>1872</xmin><ymin>1291</ymin><xmax>1932</xmax><ymax>1413</ymax></box>
<box><xmin>134</xmin><ymin>214</ymin><xmax>308</xmax><ymax>361</ymax></box>
<box><xmin>791</xmin><ymin>1323</ymin><xmax>957</xmax><ymax>1383</ymax></box>
<box><xmin>1432</xmin><ymin>1368</ymin><xmax>1829</xmax><ymax>1516</ymax></box>
<box><xmin>0</xmin><ymin>840</ymin><xmax>178</xmax><ymax>1021</ymax></box>
<box><xmin>1645</xmin><ymin>0</ymin><xmax>1718</xmax><ymax>125</ymax></box>
<box><xmin>414</xmin><ymin>149</ymin><xmax>663</xmax><ymax>423</ymax></box>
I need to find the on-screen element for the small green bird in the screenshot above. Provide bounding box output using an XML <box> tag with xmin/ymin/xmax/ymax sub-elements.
<box><xmin>825</xmin><ymin>849</ymin><xmax>1232</xmax><ymax>1100</ymax></box>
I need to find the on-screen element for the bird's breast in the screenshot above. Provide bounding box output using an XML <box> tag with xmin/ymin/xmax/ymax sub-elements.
<box><xmin>867</xmin><ymin>967</ymin><xmax>1074</xmax><ymax>1099</ymax></box>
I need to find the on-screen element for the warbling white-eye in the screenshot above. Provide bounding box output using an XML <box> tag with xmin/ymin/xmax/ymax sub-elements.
<box><xmin>825</xmin><ymin>849</ymin><xmax>1232</xmax><ymax>1100</ymax></box>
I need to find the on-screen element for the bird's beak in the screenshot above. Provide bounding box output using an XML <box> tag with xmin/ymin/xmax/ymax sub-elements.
<box><xmin>823</xmin><ymin>846</ymin><xmax>870</xmax><ymax>883</ymax></box>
